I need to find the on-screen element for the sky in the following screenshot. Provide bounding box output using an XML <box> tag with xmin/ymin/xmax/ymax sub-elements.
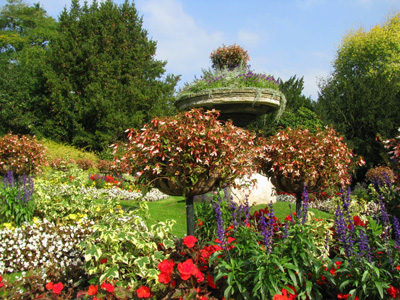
<box><xmin>2</xmin><ymin>0</ymin><xmax>399</xmax><ymax>100</ymax></box>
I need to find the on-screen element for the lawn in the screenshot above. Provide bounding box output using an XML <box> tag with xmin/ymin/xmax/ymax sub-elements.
<box><xmin>120</xmin><ymin>196</ymin><xmax>333</xmax><ymax>237</ymax></box>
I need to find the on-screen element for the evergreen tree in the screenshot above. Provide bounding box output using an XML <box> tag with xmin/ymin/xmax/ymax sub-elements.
<box><xmin>42</xmin><ymin>0</ymin><xmax>179</xmax><ymax>151</ymax></box>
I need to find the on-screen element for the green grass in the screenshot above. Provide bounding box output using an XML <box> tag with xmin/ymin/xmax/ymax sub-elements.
<box><xmin>120</xmin><ymin>197</ymin><xmax>333</xmax><ymax>238</ymax></box>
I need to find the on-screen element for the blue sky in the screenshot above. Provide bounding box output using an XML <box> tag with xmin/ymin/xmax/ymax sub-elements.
<box><xmin>2</xmin><ymin>0</ymin><xmax>399</xmax><ymax>100</ymax></box>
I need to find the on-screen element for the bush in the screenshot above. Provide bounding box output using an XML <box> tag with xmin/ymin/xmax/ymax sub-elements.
<box><xmin>75</xmin><ymin>158</ymin><xmax>95</xmax><ymax>171</ymax></box>
<box><xmin>0</xmin><ymin>133</ymin><xmax>47</xmax><ymax>175</ymax></box>
<box><xmin>49</xmin><ymin>157</ymin><xmax>76</xmax><ymax>171</ymax></box>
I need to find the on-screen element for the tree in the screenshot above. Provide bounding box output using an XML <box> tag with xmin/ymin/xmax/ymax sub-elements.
<box><xmin>42</xmin><ymin>0</ymin><xmax>179</xmax><ymax>151</ymax></box>
<box><xmin>0</xmin><ymin>0</ymin><xmax>57</xmax><ymax>135</ymax></box>
<box><xmin>316</xmin><ymin>13</ymin><xmax>400</xmax><ymax>175</ymax></box>
<box><xmin>249</xmin><ymin>75</ymin><xmax>319</xmax><ymax>135</ymax></box>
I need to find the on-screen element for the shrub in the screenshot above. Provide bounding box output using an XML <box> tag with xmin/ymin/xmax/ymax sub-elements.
<box><xmin>48</xmin><ymin>157</ymin><xmax>76</xmax><ymax>171</ymax></box>
<box><xmin>210</xmin><ymin>44</ymin><xmax>250</xmax><ymax>70</ymax></box>
<box><xmin>96</xmin><ymin>159</ymin><xmax>114</xmax><ymax>174</ymax></box>
<box><xmin>365</xmin><ymin>166</ymin><xmax>395</xmax><ymax>186</ymax></box>
<box><xmin>75</xmin><ymin>158</ymin><xmax>95</xmax><ymax>171</ymax></box>
<box><xmin>79</xmin><ymin>203</ymin><xmax>176</xmax><ymax>291</ymax></box>
<box><xmin>0</xmin><ymin>133</ymin><xmax>47</xmax><ymax>175</ymax></box>
<box><xmin>115</xmin><ymin>109</ymin><xmax>261</xmax><ymax>197</ymax></box>
<box><xmin>383</xmin><ymin>127</ymin><xmax>400</xmax><ymax>185</ymax></box>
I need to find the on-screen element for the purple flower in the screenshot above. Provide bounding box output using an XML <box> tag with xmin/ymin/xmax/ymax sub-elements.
<box><xmin>357</xmin><ymin>228</ymin><xmax>372</xmax><ymax>263</ymax></box>
<box><xmin>300</xmin><ymin>185</ymin><xmax>309</xmax><ymax>225</ymax></box>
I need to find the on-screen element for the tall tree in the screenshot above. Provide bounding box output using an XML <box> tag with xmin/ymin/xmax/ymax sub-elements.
<box><xmin>316</xmin><ymin>13</ymin><xmax>400</xmax><ymax>174</ymax></box>
<box><xmin>0</xmin><ymin>0</ymin><xmax>56</xmax><ymax>135</ymax></box>
<box><xmin>42</xmin><ymin>0</ymin><xmax>179</xmax><ymax>151</ymax></box>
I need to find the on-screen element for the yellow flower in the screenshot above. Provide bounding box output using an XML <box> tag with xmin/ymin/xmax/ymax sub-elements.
<box><xmin>33</xmin><ymin>217</ymin><xmax>40</xmax><ymax>224</ymax></box>
<box><xmin>96</xmin><ymin>207</ymin><xmax>101</xmax><ymax>212</ymax></box>
<box><xmin>68</xmin><ymin>214</ymin><xmax>77</xmax><ymax>220</ymax></box>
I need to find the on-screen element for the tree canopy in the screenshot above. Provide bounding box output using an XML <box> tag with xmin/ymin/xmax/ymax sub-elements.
<box><xmin>0</xmin><ymin>0</ymin><xmax>179</xmax><ymax>152</ymax></box>
<box><xmin>316</xmin><ymin>12</ymin><xmax>400</xmax><ymax>175</ymax></box>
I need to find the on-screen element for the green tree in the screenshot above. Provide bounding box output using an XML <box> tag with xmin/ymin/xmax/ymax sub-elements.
<box><xmin>42</xmin><ymin>0</ymin><xmax>179</xmax><ymax>151</ymax></box>
<box><xmin>316</xmin><ymin>13</ymin><xmax>400</xmax><ymax>174</ymax></box>
<box><xmin>249</xmin><ymin>75</ymin><xmax>320</xmax><ymax>135</ymax></box>
<box><xmin>0</xmin><ymin>0</ymin><xmax>57</xmax><ymax>135</ymax></box>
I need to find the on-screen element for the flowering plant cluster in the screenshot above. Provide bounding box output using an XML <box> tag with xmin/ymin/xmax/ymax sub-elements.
<box><xmin>178</xmin><ymin>65</ymin><xmax>281</xmax><ymax>97</ymax></box>
<box><xmin>196</xmin><ymin>187</ymin><xmax>400</xmax><ymax>300</ymax></box>
<box><xmin>0</xmin><ymin>217</ymin><xmax>93</xmax><ymax>275</ymax></box>
<box><xmin>0</xmin><ymin>171</ymin><xmax>35</xmax><ymax>226</ymax></box>
<box><xmin>365</xmin><ymin>165</ymin><xmax>395</xmax><ymax>185</ymax></box>
<box><xmin>210</xmin><ymin>43</ymin><xmax>250</xmax><ymax>71</ymax></box>
<box><xmin>0</xmin><ymin>133</ymin><xmax>47</xmax><ymax>175</ymax></box>
<box><xmin>115</xmin><ymin>109</ymin><xmax>261</xmax><ymax>197</ymax></box>
<box><xmin>148</xmin><ymin>235</ymin><xmax>223</xmax><ymax>299</ymax></box>
<box><xmin>383</xmin><ymin>127</ymin><xmax>400</xmax><ymax>184</ymax></box>
<box><xmin>260</xmin><ymin>126</ymin><xmax>364</xmax><ymax>198</ymax></box>
<box><xmin>89</xmin><ymin>173</ymin><xmax>120</xmax><ymax>189</ymax></box>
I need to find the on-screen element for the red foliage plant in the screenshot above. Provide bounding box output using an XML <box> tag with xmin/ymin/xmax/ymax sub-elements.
<box><xmin>114</xmin><ymin>109</ymin><xmax>261</xmax><ymax>197</ymax></box>
<box><xmin>210</xmin><ymin>44</ymin><xmax>250</xmax><ymax>70</ymax></box>
<box><xmin>0</xmin><ymin>133</ymin><xmax>47</xmax><ymax>175</ymax></box>
<box><xmin>260</xmin><ymin>127</ymin><xmax>364</xmax><ymax>195</ymax></box>
<box><xmin>383</xmin><ymin>127</ymin><xmax>400</xmax><ymax>184</ymax></box>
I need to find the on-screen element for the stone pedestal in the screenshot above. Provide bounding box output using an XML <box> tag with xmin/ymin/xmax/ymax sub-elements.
<box><xmin>227</xmin><ymin>173</ymin><xmax>276</xmax><ymax>205</ymax></box>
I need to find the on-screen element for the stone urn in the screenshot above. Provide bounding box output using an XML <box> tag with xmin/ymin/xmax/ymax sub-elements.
<box><xmin>175</xmin><ymin>87</ymin><xmax>285</xmax><ymax>127</ymax></box>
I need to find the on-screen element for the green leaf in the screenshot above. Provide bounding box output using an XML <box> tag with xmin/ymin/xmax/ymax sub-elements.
<box><xmin>100</xmin><ymin>266</ymin><xmax>119</xmax><ymax>283</ymax></box>
<box><xmin>374</xmin><ymin>281</ymin><xmax>384</xmax><ymax>299</ymax></box>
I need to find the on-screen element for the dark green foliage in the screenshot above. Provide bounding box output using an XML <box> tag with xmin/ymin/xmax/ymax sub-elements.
<box><xmin>316</xmin><ymin>73</ymin><xmax>400</xmax><ymax>175</ymax></box>
<box><xmin>42</xmin><ymin>0</ymin><xmax>179</xmax><ymax>151</ymax></box>
<box><xmin>248</xmin><ymin>75</ymin><xmax>322</xmax><ymax>135</ymax></box>
<box><xmin>0</xmin><ymin>0</ymin><xmax>57</xmax><ymax>136</ymax></box>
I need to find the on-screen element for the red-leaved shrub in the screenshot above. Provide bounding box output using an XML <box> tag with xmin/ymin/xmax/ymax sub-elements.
<box><xmin>0</xmin><ymin>133</ymin><xmax>47</xmax><ymax>175</ymax></box>
<box><xmin>114</xmin><ymin>109</ymin><xmax>261</xmax><ymax>197</ymax></box>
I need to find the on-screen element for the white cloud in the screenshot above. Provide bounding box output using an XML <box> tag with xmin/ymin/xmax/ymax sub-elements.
<box><xmin>136</xmin><ymin>0</ymin><xmax>225</xmax><ymax>76</ymax></box>
<box><xmin>237</xmin><ymin>30</ymin><xmax>261</xmax><ymax>48</ymax></box>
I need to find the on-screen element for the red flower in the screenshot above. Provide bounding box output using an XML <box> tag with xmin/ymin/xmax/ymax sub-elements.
<box><xmin>273</xmin><ymin>285</ymin><xmax>297</xmax><ymax>300</ymax></box>
<box><xmin>52</xmin><ymin>282</ymin><xmax>64</xmax><ymax>295</ymax></box>
<box><xmin>158</xmin><ymin>259</ymin><xmax>175</xmax><ymax>274</ymax></box>
<box><xmin>177</xmin><ymin>259</ymin><xmax>198</xmax><ymax>280</ymax></box>
<box><xmin>285</xmin><ymin>215</ymin><xmax>292</xmax><ymax>221</ymax></box>
<box><xmin>0</xmin><ymin>275</ymin><xmax>4</xmax><ymax>288</ymax></box>
<box><xmin>386</xmin><ymin>285</ymin><xmax>400</xmax><ymax>298</ymax></box>
<box><xmin>45</xmin><ymin>282</ymin><xmax>53</xmax><ymax>290</ymax></box>
<box><xmin>101</xmin><ymin>282</ymin><xmax>114</xmax><ymax>293</ymax></box>
<box><xmin>183</xmin><ymin>235</ymin><xmax>197</xmax><ymax>248</ymax></box>
<box><xmin>136</xmin><ymin>286</ymin><xmax>151</xmax><ymax>298</ymax></box>
<box><xmin>158</xmin><ymin>272</ymin><xmax>171</xmax><ymax>284</ymax></box>
<box><xmin>100</xmin><ymin>258</ymin><xmax>108</xmax><ymax>264</ymax></box>
<box><xmin>194</xmin><ymin>269</ymin><xmax>204</xmax><ymax>283</ymax></box>
<box><xmin>197</xmin><ymin>219</ymin><xmax>204</xmax><ymax>227</ymax></box>
<box><xmin>207</xmin><ymin>274</ymin><xmax>217</xmax><ymax>289</ymax></box>
<box><xmin>88</xmin><ymin>285</ymin><xmax>98</xmax><ymax>296</ymax></box>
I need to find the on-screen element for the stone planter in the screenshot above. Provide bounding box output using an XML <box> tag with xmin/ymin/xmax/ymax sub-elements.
<box><xmin>175</xmin><ymin>88</ymin><xmax>285</xmax><ymax>127</ymax></box>
<box><xmin>152</xmin><ymin>173</ymin><xmax>219</xmax><ymax>198</ymax></box>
